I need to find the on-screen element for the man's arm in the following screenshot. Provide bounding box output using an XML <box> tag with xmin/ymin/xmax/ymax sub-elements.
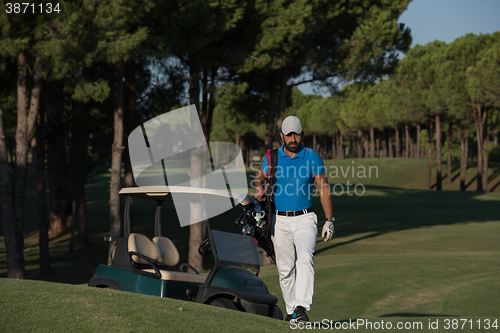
<box><xmin>314</xmin><ymin>172</ymin><xmax>333</xmax><ymax>218</ymax></box>
<box><xmin>254</xmin><ymin>165</ymin><xmax>267</xmax><ymax>201</ymax></box>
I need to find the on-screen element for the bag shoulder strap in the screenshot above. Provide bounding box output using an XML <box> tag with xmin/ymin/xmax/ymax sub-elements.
<box><xmin>270</xmin><ymin>148</ymin><xmax>278</xmax><ymax>185</ymax></box>
<box><xmin>266</xmin><ymin>149</ymin><xmax>279</xmax><ymax>184</ymax></box>
<box><xmin>265</xmin><ymin>148</ymin><xmax>279</xmax><ymax>197</ymax></box>
<box><xmin>266</xmin><ymin>149</ymin><xmax>271</xmax><ymax>182</ymax></box>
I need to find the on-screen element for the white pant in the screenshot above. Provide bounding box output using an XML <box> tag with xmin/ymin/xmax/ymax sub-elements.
<box><xmin>271</xmin><ymin>212</ymin><xmax>317</xmax><ymax>314</ymax></box>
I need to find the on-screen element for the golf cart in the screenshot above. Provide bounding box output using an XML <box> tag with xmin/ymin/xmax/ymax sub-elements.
<box><xmin>88</xmin><ymin>186</ymin><xmax>283</xmax><ymax>319</ymax></box>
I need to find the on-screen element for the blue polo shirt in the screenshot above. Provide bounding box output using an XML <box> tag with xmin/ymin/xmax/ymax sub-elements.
<box><xmin>261</xmin><ymin>144</ymin><xmax>325</xmax><ymax>212</ymax></box>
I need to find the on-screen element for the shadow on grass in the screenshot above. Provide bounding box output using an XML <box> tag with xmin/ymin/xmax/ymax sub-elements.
<box><xmin>465</xmin><ymin>175</ymin><xmax>478</xmax><ymax>190</ymax></box>
<box><xmin>430</xmin><ymin>162</ymin><xmax>500</xmax><ymax>190</ymax></box>
<box><xmin>432</xmin><ymin>164</ymin><xmax>461</xmax><ymax>186</ymax></box>
<box><xmin>380</xmin><ymin>313</ymin><xmax>456</xmax><ymax>318</ymax></box>
<box><xmin>312</xmin><ymin>184</ymin><xmax>500</xmax><ymax>252</ymax></box>
<box><xmin>490</xmin><ymin>180</ymin><xmax>500</xmax><ymax>192</ymax></box>
<box><xmin>315</xmin><ymin>232</ymin><xmax>382</xmax><ymax>255</ymax></box>
<box><xmin>430</xmin><ymin>162</ymin><xmax>481</xmax><ymax>188</ymax></box>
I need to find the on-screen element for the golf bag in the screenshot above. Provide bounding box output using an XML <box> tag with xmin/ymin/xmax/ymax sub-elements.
<box><xmin>235</xmin><ymin>149</ymin><xmax>277</xmax><ymax>261</ymax></box>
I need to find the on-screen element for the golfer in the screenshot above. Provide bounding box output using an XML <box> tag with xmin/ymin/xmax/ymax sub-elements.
<box><xmin>254</xmin><ymin>116</ymin><xmax>335</xmax><ymax>323</ymax></box>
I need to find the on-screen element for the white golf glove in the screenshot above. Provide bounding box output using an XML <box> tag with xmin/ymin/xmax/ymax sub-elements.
<box><xmin>322</xmin><ymin>221</ymin><xmax>335</xmax><ymax>242</ymax></box>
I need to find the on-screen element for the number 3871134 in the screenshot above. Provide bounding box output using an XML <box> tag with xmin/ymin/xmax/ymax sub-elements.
<box><xmin>5</xmin><ymin>3</ymin><xmax>61</xmax><ymax>14</ymax></box>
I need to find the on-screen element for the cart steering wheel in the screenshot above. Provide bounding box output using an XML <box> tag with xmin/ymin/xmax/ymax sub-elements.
<box><xmin>198</xmin><ymin>238</ymin><xmax>212</xmax><ymax>256</ymax></box>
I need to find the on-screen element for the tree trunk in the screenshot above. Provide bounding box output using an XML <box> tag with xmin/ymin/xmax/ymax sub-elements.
<box><xmin>426</xmin><ymin>118</ymin><xmax>434</xmax><ymax>191</ymax></box>
<box><xmin>68</xmin><ymin>189</ymin><xmax>79</xmax><ymax>254</ymax></box>
<box><xmin>246</xmin><ymin>148</ymin><xmax>251</xmax><ymax>167</ymax></box>
<box><xmin>337</xmin><ymin>130</ymin><xmax>343</xmax><ymax>159</ymax></box>
<box><xmin>481</xmin><ymin>108</ymin><xmax>489</xmax><ymax>191</ymax></box>
<box><xmin>76</xmin><ymin>185</ymin><xmax>89</xmax><ymax>246</ymax></box>
<box><xmin>357</xmin><ymin>129</ymin><xmax>362</xmax><ymax>158</ymax></box>
<box><xmin>11</xmin><ymin>51</ymin><xmax>30</xmax><ymax>279</ymax></box>
<box><xmin>405</xmin><ymin>124</ymin><xmax>409</xmax><ymax>158</ymax></box>
<box><xmin>69</xmin><ymin>101</ymin><xmax>87</xmax><ymax>252</ymax></box>
<box><xmin>0</xmin><ymin>101</ymin><xmax>23</xmax><ymax>279</ymax></box>
<box><xmin>460</xmin><ymin>119</ymin><xmax>469</xmax><ymax>191</ymax></box>
<box><xmin>2</xmin><ymin>52</ymin><xmax>43</xmax><ymax>279</ymax></box>
<box><xmin>332</xmin><ymin>133</ymin><xmax>337</xmax><ymax>159</ymax></box>
<box><xmin>416</xmin><ymin>124</ymin><xmax>421</xmax><ymax>159</ymax></box>
<box><xmin>388</xmin><ymin>129</ymin><xmax>393</xmax><ymax>158</ymax></box>
<box><xmin>380</xmin><ymin>130</ymin><xmax>385</xmax><ymax>158</ymax></box>
<box><xmin>264</xmin><ymin>71</ymin><xmax>280</xmax><ymax>151</ymax></box>
<box><xmin>395</xmin><ymin>126</ymin><xmax>400</xmax><ymax>158</ymax></box>
<box><xmin>12</xmin><ymin>52</ymin><xmax>41</xmax><ymax>278</ymax></box>
<box><xmin>123</xmin><ymin>61</ymin><xmax>136</xmax><ymax>189</ymax></box>
<box><xmin>435</xmin><ymin>114</ymin><xmax>442</xmax><ymax>191</ymax></box>
<box><xmin>49</xmin><ymin>184</ymin><xmax>72</xmax><ymax>235</ymax></box>
<box><xmin>493</xmin><ymin>133</ymin><xmax>498</xmax><ymax>146</ymax></box>
<box><xmin>363</xmin><ymin>130</ymin><xmax>368</xmax><ymax>158</ymax></box>
<box><xmin>273</xmin><ymin>68</ymin><xmax>289</xmax><ymax>149</ymax></box>
<box><xmin>376</xmin><ymin>138</ymin><xmax>380</xmax><ymax>158</ymax></box>
<box><xmin>313</xmin><ymin>132</ymin><xmax>317</xmax><ymax>152</ymax></box>
<box><xmin>472</xmin><ymin>105</ymin><xmax>484</xmax><ymax>192</ymax></box>
<box><xmin>108</xmin><ymin>61</ymin><xmax>125</xmax><ymax>264</ymax></box>
<box><xmin>201</xmin><ymin>68</ymin><xmax>210</xmax><ymax>143</ymax></box>
<box><xmin>349</xmin><ymin>137</ymin><xmax>353</xmax><ymax>159</ymax></box>
<box><xmin>36</xmin><ymin>91</ymin><xmax>51</xmax><ymax>274</ymax></box>
<box><xmin>200</xmin><ymin>68</ymin><xmax>210</xmax><ymax>191</ymax></box>
<box><xmin>447</xmin><ymin>119</ymin><xmax>453</xmax><ymax>184</ymax></box>
<box><xmin>205</xmin><ymin>66</ymin><xmax>217</xmax><ymax>144</ymax></box>
<box><xmin>188</xmin><ymin>57</ymin><xmax>204</xmax><ymax>273</ymax></box>
<box><xmin>47</xmin><ymin>116</ymin><xmax>72</xmax><ymax>237</ymax></box>
<box><xmin>46</xmin><ymin>94</ymin><xmax>70</xmax><ymax>235</ymax></box>
<box><xmin>369</xmin><ymin>127</ymin><xmax>375</xmax><ymax>158</ymax></box>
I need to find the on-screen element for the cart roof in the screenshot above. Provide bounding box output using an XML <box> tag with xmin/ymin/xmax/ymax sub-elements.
<box><xmin>119</xmin><ymin>186</ymin><xmax>242</xmax><ymax>202</ymax></box>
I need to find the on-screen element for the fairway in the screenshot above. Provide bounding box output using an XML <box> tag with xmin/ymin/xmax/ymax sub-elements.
<box><xmin>1</xmin><ymin>159</ymin><xmax>500</xmax><ymax>332</ymax></box>
<box><xmin>257</xmin><ymin>186</ymin><xmax>500</xmax><ymax>331</ymax></box>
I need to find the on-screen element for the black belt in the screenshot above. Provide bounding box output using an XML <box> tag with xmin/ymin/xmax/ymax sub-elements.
<box><xmin>276</xmin><ymin>207</ymin><xmax>313</xmax><ymax>217</ymax></box>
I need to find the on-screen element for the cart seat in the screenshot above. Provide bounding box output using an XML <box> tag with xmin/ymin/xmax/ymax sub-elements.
<box><xmin>152</xmin><ymin>236</ymin><xmax>180</xmax><ymax>267</ymax></box>
<box><xmin>128</xmin><ymin>233</ymin><xmax>206</xmax><ymax>283</ymax></box>
<box><xmin>128</xmin><ymin>233</ymin><xmax>161</xmax><ymax>265</ymax></box>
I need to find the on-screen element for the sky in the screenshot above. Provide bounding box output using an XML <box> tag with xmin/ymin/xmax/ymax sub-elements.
<box><xmin>298</xmin><ymin>0</ymin><xmax>500</xmax><ymax>96</ymax></box>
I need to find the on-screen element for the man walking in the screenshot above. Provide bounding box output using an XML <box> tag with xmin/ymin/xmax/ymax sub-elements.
<box><xmin>254</xmin><ymin>116</ymin><xmax>335</xmax><ymax>323</ymax></box>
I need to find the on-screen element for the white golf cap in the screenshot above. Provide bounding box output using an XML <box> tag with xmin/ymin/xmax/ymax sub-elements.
<box><xmin>281</xmin><ymin>116</ymin><xmax>303</xmax><ymax>135</ymax></box>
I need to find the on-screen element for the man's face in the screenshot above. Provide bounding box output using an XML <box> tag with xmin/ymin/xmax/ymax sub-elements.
<box><xmin>281</xmin><ymin>131</ymin><xmax>303</xmax><ymax>153</ymax></box>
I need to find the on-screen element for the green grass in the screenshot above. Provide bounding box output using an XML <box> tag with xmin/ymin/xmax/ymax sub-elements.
<box><xmin>0</xmin><ymin>278</ymin><xmax>289</xmax><ymax>332</ymax></box>
<box><xmin>259</xmin><ymin>187</ymin><xmax>500</xmax><ymax>329</ymax></box>
<box><xmin>1</xmin><ymin>158</ymin><xmax>500</xmax><ymax>332</ymax></box>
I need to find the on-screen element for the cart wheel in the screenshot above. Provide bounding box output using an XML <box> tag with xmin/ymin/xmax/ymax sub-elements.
<box><xmin>269</xmin><ymin>305</ymin><xmax>283</xmax><ymax>320</ymax></box>
<box><xmin>209</xmin><ymin>298</ymin><xmax>238</xmax><ymax>310</ymax></box>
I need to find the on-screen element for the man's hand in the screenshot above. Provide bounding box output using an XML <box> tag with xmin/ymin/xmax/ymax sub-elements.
<box><xmin>322</xmin><ymin>221</ymin><xmax>335</xmax><ymax>242</ymax></box>
<box><xmin>254</xmin><ymin>186</ymin><xmax>266</xmax><ymax>201</ymax></box>
<box><xmin>254</xmin><ymin>165</ymin><xmax>267</xmax><ymax>202</ymax></box>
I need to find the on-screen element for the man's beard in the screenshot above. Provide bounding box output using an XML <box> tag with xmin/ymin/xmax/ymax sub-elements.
<box><xmin>284</xmin><ymin>141</ymin><xmax>301</xmax><ymax>153</ymax></box>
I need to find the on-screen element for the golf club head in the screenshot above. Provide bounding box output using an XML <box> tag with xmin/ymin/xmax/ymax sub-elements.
<box><xmin>256</xmin><ymin>219</ymin><xmax>266</xmax><ymax>229</ymax></box>
<box><xmin>237</xmin><ymin>193</ymin><xmax>251</xmax><ymax>206</ymax></box>
<box><xmin>235</xmin><ymin>215</ymin><xmax>243</xmax><ymax>226</ymax></box>
<box><xmin>247</xmin><ymin>225</ymin><xmax>255</xmax><ymax>236</ymax></box>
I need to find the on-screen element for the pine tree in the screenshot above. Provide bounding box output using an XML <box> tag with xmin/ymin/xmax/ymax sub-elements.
<box><xmin>0</xmin><ymin>3</ymin><xmax>60</xmax><ymax>278</ymax></box>
<box><xmin>396</xmin><ymin>41</ymin><xmax>446</xmax><ymax>191</ymax></box>
<box><xmin>444</xmin><ymin>33</ymin><xmax>499</xmax><ymax>192</ymax></box>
